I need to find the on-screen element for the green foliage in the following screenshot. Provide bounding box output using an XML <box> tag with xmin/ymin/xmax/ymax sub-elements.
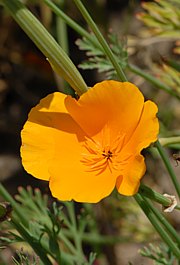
<box><xmin>140</xmin><ymin>243</ymin><xmax>177</xmax><ymax>265</ymax></box>
<box><xmin>0</xmin><ymin>1</ymin><xmax>180</xmax><ymax>264</ymax></box>
<box><xmin>134</xmin><ymin>0</ymin><xmax>180</xmax><ymax>99</ymax></box>
<box><xmin>153</xmin><ymin>63</ymin><xmax>180</xmax><ymax>95</ymax></box>
<box><xmin>0</xmin><ymin>186</ymin><xmax>98</xmax><ymax>265</ymax></box>
<box><xmin>76</xmin><ymin>33</ymin><xmax>128</xmax><ymax>78</ymax></box>
<box><xmin>137</xmin><ymin>0</ymin><xmax>180</xmax><ymax>38</ymax></box>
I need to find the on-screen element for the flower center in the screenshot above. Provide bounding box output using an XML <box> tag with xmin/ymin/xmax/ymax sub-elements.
<box><xmin>81</xmin><ymin>128</ymin><xmax>128</xmax><ymax>175</ymax></box>
<box><xmin>102</xmin><ymin>150</ymin><xmax>113</xmax><ymax>159</ymax></box>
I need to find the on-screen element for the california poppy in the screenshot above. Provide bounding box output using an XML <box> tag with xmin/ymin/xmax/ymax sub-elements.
<box><xmin>21</xmin><ymin>80</ymin><xmax>159</xmax><ymax>203</ymax></box>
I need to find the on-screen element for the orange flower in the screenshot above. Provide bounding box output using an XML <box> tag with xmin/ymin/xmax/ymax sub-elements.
<box><xmin>21</xmin><ymin>81</ymin><xmax>159</xmax><ymax>203</ymax></box>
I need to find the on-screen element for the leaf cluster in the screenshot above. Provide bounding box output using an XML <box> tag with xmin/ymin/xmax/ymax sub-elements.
<box><xmin>137</xmin><ymin>0</ymin><xmax>180</xmax><ymax>38</ymax></box>
<box><xmin>140</xmin><ymin>243</ymin><xmax>177</xmax><ymax>265</ymax></box>
<box><xmin>76</xmin><ymin>33</ymin><xmax>128</xmax><ymax>79</ymax></box>
<box><xmin>0</xmin><ymin>186</ymin><xmax>97</xmax><ymax>265</ymax></box>
<box><xmin>153</xmin><ymin>61</ymin><xmax>180</xmax><ymax>96</ymax></box>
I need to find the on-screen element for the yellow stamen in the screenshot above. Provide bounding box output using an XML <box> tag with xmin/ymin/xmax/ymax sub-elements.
<box><xmin>81</xmin><ymin>127</ymin><xmax>129</xmax><ymax>174</ymax></box>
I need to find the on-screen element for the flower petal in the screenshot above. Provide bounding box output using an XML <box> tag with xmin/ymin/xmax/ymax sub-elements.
<box><xmin>65</xmin><ymin>81</ymin><xmax>145</xmax><ymax>144</ymax></box>
<box><xmin>21</xmin><ymin>92</ymin><xmax>85</xmax><ymax>181</ymax></box>
<box><xmin>116</xmin><ymin>100</ymin><xmax>159</xmax><ymax>196</ymax></box>
<box><xmin>49</xmin><ymin>129</ymin><xmax>116</xmax><ymax>202</ymax></box>
<box><xmin>21</xmin><ymin>80</ymin><xmax>159</xmax><ymax>202</ymax></box>
<box><xmin>21</xmin><ymin>92</ymin><xmax>116</xmax><ymax>202</ymax></box>
<box><xmin>116</xmin><ymin>154</ymin><xmax>146</xmax><ymax>195</ymax></box>
<box><xmin>122</xmin><ymin>100</ymin><xmax>159</xmax><ymax>154</ymax></box>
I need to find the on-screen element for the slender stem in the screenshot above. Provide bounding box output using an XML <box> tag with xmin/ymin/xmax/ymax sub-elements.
<box><xmin>0</xmin><ymin>183</ymin><xmax>28</xmax><ymax>227</ymax></box>
<box><xmin>62</xmin><ymin>229</ymin><xmax>130</xmax><ymax>245</ymax></box>
<box><xmin>155</xmin><ymin>140</ymin><xmax>180</xmax><ymax>198</ymax></box>
<box><xmin>1</xmin><ymin>0</ymin><xmax>88</xmax><ymax>96</ymax></box>
<box><xmin>134</xmin><ymin>194</ymin><xmax>180</xmax><ymax>259</ymax></box>
<box><xmin>165</xmin><ymin>144</ymin><xmax>180</xmax><ymax>150</ymax></box>
<box><xmin>139</xmin><ymin>184</ymin><xmax>180</xmax><ymax>210</ymax></box>
<box><xmin>43</xmin><ymin>0</ymin><xmax>97</xmax><ymax>45</ymax></box>
<box><xmin>56</xmin><ymin>15</ymin><xmax>69</xmax><ymax>54</ymax></box>
<box><xmin>65</xmin><ymin>202</ymin><xmax>77</xmax><ymax>228</ymax></box>
<box><xmin>11</xmin><ymin>217</ymin><xmax>53</xmax><ymax>265</ymax></box>
<box><xmin>65</xmin><ymin>202</ymin><xmax>84</xmax><ymax>260</ymax></box>
<box><xmin>60</xmin><ymin>232</ymin><xmax>85</xmax><ymax>263</ymax></box>
<box><xmin>128</xmin><ymin>64</ymin><xmax>180</xmax><ymax>100</ymax></box>
<box><xmin>44</xmin><ymin>0</ymin><xmax>180</xmax><ymax>102</ymax></box>
<box><xmin>60</xmin><ymin>232</ymin><xmax>77</xmax><ymax>255</ymax></box>
<box><xmin>60</xmin><ymin>252</ymin><xmax>78</xmax><ymax>265</ymax></box>
<box><xmin>159</xmin><ymin>136</ymin><xmax>180</xmax><ymax>147</ymax></box>
<box><xmin>73</xmin><ymin>0</ymin><xmax>127</xmax><ymax>82</ymax></box>
<box><xmin>142</xmin><ymin>197</ymin><xmax>180</xmax><ymax>246</ymax></box>
<box><xmin>55</xmin><ymin>3</ymin><xmax>73</xmax><ymax>95</ymax></box>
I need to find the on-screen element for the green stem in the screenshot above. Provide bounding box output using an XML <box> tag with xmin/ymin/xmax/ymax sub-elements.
<box><xmin>60</xmin><ymin>232</ymin><xmax>77</xmax><ymax>255</ymax></box>
<box><xmin>134</xmin><ymin>194</ymin><xmax>180</xmax><ymax>259</ymax></box>
<box><xmin>43</xmin><ymin>0</ymin><xmax>180</xmax><ymax>101</ymax></box>
<box><xmin>60</xmin><ymin>252</ymin><xmax>78</xmax><ymax>265</ymax></box>
<box><xmin>55</xmin><ymin>3</ymin><xmax>73</xmax><ymax>95</ymax></box>
<box><xmin>60</xmin><ymin>231</ymin><xmax>86</xmax><ymax>263</ymax></box>
<box><xmin>43</xmin><ymin>0</ymin><xmax>97</xmax><ymax>45</ymax></box>
<box><xmin>65</xmin><ymin>202</ymin><xmax>85</xmax><ymax>261</ymax></box>
<box><xmin>62</xmin><ymin>229</ymin><xmax>130</xmax><ymax>245</ymax></box>
<box><xmin>165</xmin><ymin>144</ymin><xmax>180</xmax><ymax>150</ymax></box>
<box><xmin>155</xmin><ymin>140</ymin><xmax>180</xmax><ymax>198</ymax></box>
<box><xmin>142</xmin><ymin>197</ymin><xmax>180</xmax><ymax>246</ymax></box>
<box><xmin>0</xmin><ymin>183</ymin><xmax>28</xmax><ymax>227</ymax></box>
<box><xmin>73</xmin><ymin>0</ymin><xmax>127</xmax><ymax>82</ymax></box>
<box><xmin>139</xmin><ymin>184</ymin><xmax>180</xmax><ymax>210</ymax></box>
<box><xmin>11</xmin><ymin>217</ymin><xmax>53</xmax><ymax>265</ymax></box>
<box><xmin>1</xmin><ymin>0</ymin><xmax>87</xmax><ymax>96</ymax></box>
<box><xmin>159</xmin><ymin>136</ymin><xmax>180</xmax><ymax>147</ymax></box>
<box><xmin>56</xmin><ymin>2</ymin><xmax>69</xmax><ymax>55</ymax></box>
<box><xmin>128</xmin><ymin>64</ymin><xmax>180</xmax><ymax>100</ymax></box>
<box><xmin>65</xmin><ymin>202</ymin><xmax>77</xmax><ymax>229</ymax></box>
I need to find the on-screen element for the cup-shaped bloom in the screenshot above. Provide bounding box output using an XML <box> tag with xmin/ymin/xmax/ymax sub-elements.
<box><xmin>21</xmin><ymin>80</ymin><xmax>159</xmax><ymax>203</ymax></box>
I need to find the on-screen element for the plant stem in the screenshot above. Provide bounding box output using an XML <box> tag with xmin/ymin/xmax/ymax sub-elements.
<box><xmin>43</xmin><ymin>0</ymin><xmax>97</xmax><ymax>45</ymax></box>
<box><xmin>64</xmin><ymin>202</ymin><xmax>85</xmax><ymax>261</ymax></box>
<box><xmin>165</xmin><ymin>144</ymin><xmax>180</xmax><ymax>150</ymax></box>
<box><xmin>60</xmin><ymin>232</ymin><xmax>77</xmax><ymax>255</ymax></box>
<box><xmin>62</xmin><ymin>229</ymin><xmax>130</xmax><ymax>245</ymax></box>
<box><xmin>155</xmin><ymin>140</ymin><xmax>180</xmax><ymax>198</ymax></box>
<box><xmin>73</xmin><ymin>0</ymin><xmax>127</xmax><ymax>82</ymax></box>
<box><xmin>134</xmin><ymin>193</ymin><xmax>180</xmax><ymax>259</ymax></box>
<box><xmin>11</xmin><ymin>217</ymin><xmax>53</xmax><ymax>265</ymax></box>
<box><xmin>1</xmin><ymin>0</ymin><xmax>88</xmax><ymax>96</ymax></box>
<box><xmin>139</xmin><ymin>184</ymin><xmax>180</xmax><ymax>210</ymax></box>
<box><xmin>159</xmin><ymin>136</ymin><xmax>180</xmax><ymax>147</ymax></box>
<box><xmin>55</xmin><ymin>2</ymin><xmax>73</xmax><ymax>95</ymax></box>
<box><xmin>128</xmin><ymin>64</ymin><xmax>180</xmax><ymax>100</ymax></box>
<box><xmin>142</xmin><ymin>197</ymin><xmax>180</xmax><ymax>246</ymax></box>
<box><xmin>43</xmin><ymin>0</ymin><xmax>180</xmax><ymax>101</ymax></box>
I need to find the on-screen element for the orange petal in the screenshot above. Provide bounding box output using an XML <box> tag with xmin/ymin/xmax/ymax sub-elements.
<box><xmin>65</xmin><ymin>81</ymin><xmax>145</xmax><ymax>144</ymax></box>
<box><xmin>21</xmin><ymin>92</ymin><xmax>116</xmax><ymax>202</ymax></box>
<box><xmin>21</xmin><ymin>92</ymin><xmax>85</xmax><ymax>181</ymax></box>
<box><xmin>122</xmin><ymin>100</ymin><xmax>159</xmax><ymax>154</ymax></box>
<box><xmin>116</xmin><ymin>154</ymin><xmax>146</xmax><ymax>195</ymax></box>
<box><xmin>49</xmin><ymin>167</ymin><xmax>116</xmax><ymax>203</ymax></box>
<box><xmin>116</xmin><ymin>100</ymin><xmax>159</xmax><ymax>195</ymax></box>
<box><xmin>49</xmin><ymin>128</ymin><xmax>116</xmax><ymax>202</ymax></box>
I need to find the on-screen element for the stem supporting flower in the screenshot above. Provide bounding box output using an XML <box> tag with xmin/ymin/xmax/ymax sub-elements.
<box><xmin>1</xmin><ymin>0</ymin><xmax>88</xmax><ymax>96</ymax></box>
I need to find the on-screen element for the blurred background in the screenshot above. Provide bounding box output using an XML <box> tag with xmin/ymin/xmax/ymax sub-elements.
<box><xmin>0</xmin><ymin>0</ymin><xmax>179</xmax><ymax>264</ymax></box>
